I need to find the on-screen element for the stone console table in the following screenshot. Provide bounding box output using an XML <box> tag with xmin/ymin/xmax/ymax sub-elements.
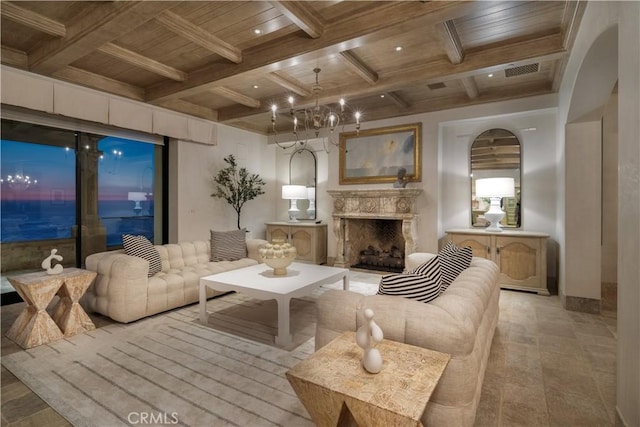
<box><xmin>327</xmin><ymin>189</ymin><xmax>423</xmax><ymax>268</ymax></box>
<box><xmin>6</xmin><ymin>268</ymin><xmax>97</xmax><ymax>348</ymax></box>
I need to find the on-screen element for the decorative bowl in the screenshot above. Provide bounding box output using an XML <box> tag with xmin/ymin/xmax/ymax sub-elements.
<box><xmin>259</xmin><ymin>240</ymin><xmax>297</xmax><ymax>275</ymax></box>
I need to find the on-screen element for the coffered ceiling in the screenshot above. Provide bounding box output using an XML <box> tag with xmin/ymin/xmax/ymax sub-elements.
<box><xmin>1</xmin><ymin>1</ymin><xmax>585</xmax><ymax>135</ymax></box>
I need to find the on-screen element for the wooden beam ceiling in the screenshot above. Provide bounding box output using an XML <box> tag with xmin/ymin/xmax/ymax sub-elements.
<box><xmin>154</xmin><ymin>10</ymin><xmax>242</xmax><ymax>64</ymax></box>
<box><xmin>1</xmin><ymin>2</ymin><xmax>66</xmax><ymax>37</ymax></box>
<box><xmin>28</xmin><ymin>2</ymin><xmax>178</xmax><ymax>74</ymax></box>
<box><xmin>145</xmin><ymin>1</ymin><xmax>481</xmax><ymax>103</ymax></box>
<box><xmin>98</xmin><ymin>43</ymin><xmax>188</xmax><ymax>82</ymax></box>
<box><xmin>271</xmin><ymin>1</ymin><xmax>324</xmax><ymax>39</ymax></box>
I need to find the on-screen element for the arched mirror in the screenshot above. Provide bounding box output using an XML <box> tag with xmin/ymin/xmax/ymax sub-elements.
<box><xmin>289</xmin><ymin>148</ymin><xmax>317</xmax><ymax>220</ymax></box>
<box><xmin>470</xmin><ymin>129</ymin><xmax>521</xmax><ymax>228</ymax></box>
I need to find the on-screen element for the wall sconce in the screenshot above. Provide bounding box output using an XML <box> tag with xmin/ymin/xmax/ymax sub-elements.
<box><xmin>306</xmin><ymin>186</ymin><xmax>316</xmax><ymax>217</ymax></box>
<box><xmin>282</xmin><ymin>185</ymin><xmax>307</xmax><ymax>222</ymax></box>
<box><xmin>475</xmin><ymin>177</ymin><xmax>515</xmax><ymax>232</ymax></box>
<box><xmin>127</xmin><ymin>191</ymin><xmax>147</xmax><ymax>216</ymax></box>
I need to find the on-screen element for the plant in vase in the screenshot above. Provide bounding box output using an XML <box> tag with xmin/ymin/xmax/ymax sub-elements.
<box><xmin>211</xmin><ymin>154</ymin><xmax>266</xmax><ymax>229</ymax></box>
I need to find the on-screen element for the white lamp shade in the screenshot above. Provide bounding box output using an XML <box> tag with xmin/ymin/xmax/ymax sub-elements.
<box><xmin>127</xmin><ymin>191</ymin><xmax>147</xmax><ymax>202</ymax></box>
<box><xmin>307</xmin><ymin>186</ymin><xmax>316</xmax><ymax>201</ymax></box>
<box><xmin>475</xmin><ymin>177</ymin><xmax>515</xmax><ymax>198</ymax></box>
<box><xmin>282</xmin><ymin>184</ymin><xmax>307</xmax><ymax>200</ymax></box>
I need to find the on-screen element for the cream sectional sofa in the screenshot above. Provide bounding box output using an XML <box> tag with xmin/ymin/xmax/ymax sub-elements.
<box><xmin>315</xmin><ymin>252</ymin><xmax>500</xmax><ymax>427</ymax></box>
<box><xmin>83</xmin><ymin>239</ymin><xmax>267</xmax><ymax>323</ymax></box>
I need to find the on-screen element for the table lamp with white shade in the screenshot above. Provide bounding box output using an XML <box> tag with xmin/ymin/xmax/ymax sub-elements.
<box><xmin>282</xmin><ymin>184</ymin><xmax>308</xmax><ymax>222</ymax></box>
<box><xmin>475</xmin><ymin>177</ymin><xmax>515</xmax><ymax>232</ymax></box>
<box><xmin>127</xmin><ymin>191</ymin><xmax>147</xmax><ymax>215</ymax></box>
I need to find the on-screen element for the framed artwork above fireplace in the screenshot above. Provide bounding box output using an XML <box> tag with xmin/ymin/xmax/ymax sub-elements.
<box><xmin>339</xmin><ymin>123</ymin><xmax>421</xmax><ymax>185</ymax></box>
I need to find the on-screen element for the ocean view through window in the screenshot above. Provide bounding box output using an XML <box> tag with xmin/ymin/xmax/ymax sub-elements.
<box><xmin>1</xmin><ymin>118</ymin><xmax>164</xmax><ymax>297</ymax></box>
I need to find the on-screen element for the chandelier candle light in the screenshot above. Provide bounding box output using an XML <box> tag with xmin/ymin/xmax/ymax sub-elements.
<box><xmin>475</xmin><ymin>177</ymin><xmax>515</xmax><ymax>232</ymax></box>
<box><xmin>282</xmin><ymin>185</ymin><xmax>308</xmax><ymax>222</ymax></box>
<box><xmin>270</xmin><ymin>68</ymin><xmax>362</xmax><ymax>150</ymax></box>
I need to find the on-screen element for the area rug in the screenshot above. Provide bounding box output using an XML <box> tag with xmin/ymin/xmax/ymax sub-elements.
<box><xmin>1</xmin><ymin>279</ymin><xmax>377</xmax><ymax>427</ymax></box>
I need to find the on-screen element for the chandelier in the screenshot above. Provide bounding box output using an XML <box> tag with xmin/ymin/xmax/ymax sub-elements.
<box><xmin>0</xmin><ymin>173</ymin><xmax>37</xmax><ymax>192</ymax></box>
<box><xmin>270</xmin><ymin>68</ymin><xmax>361</xmax><ymax>150</ymax></box>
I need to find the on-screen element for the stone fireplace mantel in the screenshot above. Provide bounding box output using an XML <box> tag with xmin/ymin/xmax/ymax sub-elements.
<box><xmin>327</xmin><ymin>189</ymin><xmax>423</xmax><ymax>268</ymax></box>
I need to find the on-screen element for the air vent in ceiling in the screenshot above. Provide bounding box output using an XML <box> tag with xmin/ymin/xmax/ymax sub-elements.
<box><xmin>427</xmin><ymin>82</ymin><xmax>446</xmax><ymax>90</ymax></box>
<box><xmin>505</xmin><ymin>63</ymin><xmax>539</xmax><ymax>77</ymax></box>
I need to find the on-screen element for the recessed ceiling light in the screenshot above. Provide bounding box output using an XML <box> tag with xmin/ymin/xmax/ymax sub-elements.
<box><xmin>395</xmin><ymin>46</ymin><xmax>402</xmax><ymax>52</ymax></box>
<box><xmin>253</xmin><ymin>29</ymin><xmax>261</xmax><ymax>35</ymax></box>
<box><xmin>380</xmin><ymin>94</ymin><xmax>385</xmax><ymax>98</ymax></box>
<box><xmin>488</xmin><ymin>73</ymin><xmax>494</xmax><ymax>78</ymax></box>
<box><xmin>252</xmin><ymin>85</ymin><xmax>259</xmax><ymax>89</ymax></box>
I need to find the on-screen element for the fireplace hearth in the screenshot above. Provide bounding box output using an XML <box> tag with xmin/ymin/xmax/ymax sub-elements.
<box><xmin>353</xmin><ymin>245</ymin><xmax>404</xmax><ymax>273</ymax></box>
<box><xmin>328</xmin><ymin>188</ymin><xmax>423</xmax><ymax>272</ymax></box>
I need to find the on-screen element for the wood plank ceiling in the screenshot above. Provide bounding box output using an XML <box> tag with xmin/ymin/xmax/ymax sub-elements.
<box><xmin>1</xmin><ymin>1</ymin><xmax>585</xmax><ymax>136</ymax></box>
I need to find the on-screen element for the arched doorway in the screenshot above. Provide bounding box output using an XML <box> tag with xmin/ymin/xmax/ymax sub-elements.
<box><xmin>562</xmin><ymin>26</ymin><xmax>618</xmax><ymax>314</ymax></box>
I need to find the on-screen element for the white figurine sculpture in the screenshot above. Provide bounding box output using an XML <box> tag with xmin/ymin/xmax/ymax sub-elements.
<box><xmin>356</xmin><ymin>308</ymin><xmax>384</xmax><ymax>373</ymax></box>
<box><xmin>41</xmin><ymin>249</ymin><xmax>64</xmax><ymax>275</ymax></box>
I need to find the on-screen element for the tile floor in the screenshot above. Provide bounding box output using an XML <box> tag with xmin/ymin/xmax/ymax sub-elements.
<box><xmin>1</xmin><ymin>272</ymin><xmax>617</xmax><ymax>427</ymax></box>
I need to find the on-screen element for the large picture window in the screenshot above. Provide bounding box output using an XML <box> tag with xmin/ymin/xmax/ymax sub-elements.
<box><xmin>1</xmin><ymin>119</ymin><xmax>165</xmax><ymax>298</ymax></box>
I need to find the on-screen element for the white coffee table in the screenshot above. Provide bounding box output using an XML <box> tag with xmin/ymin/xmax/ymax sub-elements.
<box><xmin>199</xmin><ymin>262</ymin><xmax>349</xmax><ymax>346</ymax></box>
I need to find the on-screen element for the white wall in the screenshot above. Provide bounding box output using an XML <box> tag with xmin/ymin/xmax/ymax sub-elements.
<box><xmin>170</xmin><ymin>124</ymin><xmax>275</xmax><ymax>243</ymax></box>
<box><xmin>556</xmin><ymin>2</ymin><xmax>639</xmax><ymax>425</ymax></box>
<box><xmin>439</xmin><ymin>109</ymin><xmax>559</xmax><ymax>280</ymax></box>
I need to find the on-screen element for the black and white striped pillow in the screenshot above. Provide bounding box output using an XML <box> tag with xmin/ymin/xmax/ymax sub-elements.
<box><xmin>122</xmin><ymin>234</ymin><xmax>162</xmax><ymax>277</ymax></box>
<box><xmin>377</xmin><ymin>255</ymin><xmax>442</xmax><ymax>302</ymax></box>
<box><xmin>210</xmin><ymin>228</ymin><xmax>247</xmax><ymax>261</ymax></box>
<box><xmin>438</xmin><ymin>240</ymin><xmax>472</xmax><ymax>292</ymax></box>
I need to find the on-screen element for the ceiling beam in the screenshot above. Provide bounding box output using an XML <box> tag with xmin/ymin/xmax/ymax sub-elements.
<box><xmin>98</xmin><ymin>43</ymin><xmax>187</xmax><ymax>82</ymax></box>
<box><xmin>1</xmin><ymin>45</ymin><xmax>28</xmax><ymax>68</ymax></box>
<box><xmin>266</xmin><ymin>72</ymin><xmax>312</xmax><ymax>97</ymax></box>
<box><xmin>339</xmin><ymin>51</ymin><xmax>378</xmax><ymax>85</ymax></box>
<box><xmin>218</xmin><ymin>32</ymin><xmax>565</xmax><ymax>122</ymax></box>
<box><xmin>154</xmin><ymin>10</ymin><xmax>242</xmax><ymax>64</ymax></box>
<box><xmin>384</xmin><ymin>92</ymin><xmax>410</xmax><ymax>109</ymax></box>
<box><xmin>145</xmin><ymin>1</ymin><xmax>484</xmax><ymax>103</ymax></box>
<box><xmin>552</xmin><ymin>0</ymin><xmax>587</xmax><ymax>91</ymax></box>
<box><xmin>52</xmin><ymin>66</ymin><xmax>145</xmax><ymax>100</ymax></box>
<box><xmin>156</xmin><ymin>99</ymin><xmax>218</xmax><ymax>121</ymax></box>
<box><xmin>437</xmin><ymin>20</ymin><xmax>464</xmax><ymax>65</ymax></box>
<box><xmin>461</xmin><ymin>76</ymin><xmax>479</xmax><ymax>99</ymax></box>
<box><xmin>28</xmin><ymin>1</ymin><xmax>177</xmax><ymax>74</ymax></box>
<box><xmin>271</xmin><ymin>1</ymin><xmax>324</xmax><ymax>39</ymax></box>
<box><xmin>210</xmin><ymin>87</ymin><xmax>261</xmax><ymax>108</ymax></box>
<box><xmin>1</xmin><ymin>2</ymin><xmax>66</xmax><ymax>37</ymax></box>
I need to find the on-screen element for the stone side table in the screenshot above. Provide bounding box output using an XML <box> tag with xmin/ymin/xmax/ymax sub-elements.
<box><xmin>286</xmin><ymin>331</ymin><xmax>450</xmax><ymax>427</ymax></box>
<box><xmin>6</xmin><ymin>272</ymin><xmax>65</xmax><ymax>349</ymax></box>
<box><xmin>6</xmin><ymin>268</ymin><xmax>97</xmax><ymax>348</ymax></box>
<box><xmin>51</xmin><ymin>268</ymin><xmax>97</xmax><ymax>336</ymax></box>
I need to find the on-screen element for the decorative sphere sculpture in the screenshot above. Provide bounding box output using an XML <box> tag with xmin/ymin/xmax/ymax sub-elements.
<box><xmin>259</xmin><ymin>240</ymin><xmax>297</xmax><ymax>275</ymax></box>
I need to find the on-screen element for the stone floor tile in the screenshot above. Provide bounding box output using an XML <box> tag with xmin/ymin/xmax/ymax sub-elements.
<box><xmin>547</xmin><ymin>389</ymin><xmax>612</xmax><ymax>427</ymax></box>
<box><xmin>536</xmin><ymin>320</ymin><xmax>576</xmax><ymax>338</ymax></box>
<box><xmin>7</xmin><ymin>407</ymin><xmax>71</xmax><ymax>427</ymax></box>
<box><xmin>537</xmin><ymin>334</ymin><xmax>587</xmax><ymax>357</ymax></box>
<box><xmin>1</xmin><ymin>392</ymin><xmax>49</xmax><ymax>424</ymax></box>
<box><xmin>542</xmin><ymin>365</ymin><xmax>599</xmax><ymax>399</ymax></box>
<box><xmin>501</xmin><ymin>383</ymin><xmax>549</xmax><ymax>427</ymax></box>
<box><xmin>474</xmin><ymin>385</ymin><xmax>501</xmax><ymax>427</ymax></box>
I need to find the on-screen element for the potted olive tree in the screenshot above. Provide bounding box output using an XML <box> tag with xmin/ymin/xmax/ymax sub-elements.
<box><xmin>211</xmin><ymin>154</ymin><xmax>266</xmax><ymax>229</ymax></box>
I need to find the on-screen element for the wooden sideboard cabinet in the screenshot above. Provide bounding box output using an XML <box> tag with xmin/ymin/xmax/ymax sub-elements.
<box><xmin>265</xmin><ymin>222</ymin><xmax>327</xmax><ymax>265</ymax></box>
<box><xmin>445</xmin><ymin>229</ymin><xmax>550</xmax><ymax>295</ymax></box>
